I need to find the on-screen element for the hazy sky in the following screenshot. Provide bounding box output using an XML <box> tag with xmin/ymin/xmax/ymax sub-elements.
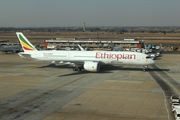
<box><xmin>0</xmin><ymin>0</ymin><xmax>180</xmax><ymax>27</ymax></box>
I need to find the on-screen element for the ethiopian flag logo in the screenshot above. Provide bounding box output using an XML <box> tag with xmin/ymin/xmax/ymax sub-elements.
<box><xmin>19</xmin><ymin>34</ymin><xmax>35</xmax><ymax>50</ymax></box>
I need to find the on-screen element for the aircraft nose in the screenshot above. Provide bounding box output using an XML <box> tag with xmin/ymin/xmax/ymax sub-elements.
<box><xmin>150</xmin><ymin>59</ymin><xmax>155</xmax><ymax>64</ymax></box>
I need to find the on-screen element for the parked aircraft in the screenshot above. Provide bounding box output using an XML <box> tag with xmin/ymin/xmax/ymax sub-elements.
<box><xmin>77</xmin><ymin>44</ymin><xmax>85</xmax><ymax>51</ymax></box>
<box><xmin>16</xmin><ymin>32</ymin><xmax>155</xmax><ymax>72</ymax></box>
<box><xmin>0</xmin><ymin>45</ymin><xmax>22</xmax><ymax>53</ymax></box>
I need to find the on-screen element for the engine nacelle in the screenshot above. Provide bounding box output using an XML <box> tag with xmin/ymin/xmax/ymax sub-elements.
<box><xmin>83</xmin><ymin>61</ymin><xmax>100</xmax><ymax>72</ymax></box>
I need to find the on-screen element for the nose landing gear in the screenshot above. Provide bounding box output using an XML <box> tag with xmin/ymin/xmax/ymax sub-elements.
<box><xmin>142</xmin><ymin>66</ymin><xmax>148</xmax><ymax>72</ymax></box>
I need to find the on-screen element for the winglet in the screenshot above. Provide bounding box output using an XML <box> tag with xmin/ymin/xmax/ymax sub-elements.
<box><xmin>16</xmin><ymin>32</ymin><xmax>37</xmax><ymax>51</ymax></box>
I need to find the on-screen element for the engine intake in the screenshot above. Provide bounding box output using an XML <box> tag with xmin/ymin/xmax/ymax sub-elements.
<box><xmin>83</xmin><ymin>61</ymin><xmax>100</xmax><ymax>72</ymax></box>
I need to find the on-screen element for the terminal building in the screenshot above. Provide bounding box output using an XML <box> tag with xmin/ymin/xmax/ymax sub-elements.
<box><xmin>44</xmin><ymin>38</ymin><xmax>145</xmax><ymax>51</ymax></box>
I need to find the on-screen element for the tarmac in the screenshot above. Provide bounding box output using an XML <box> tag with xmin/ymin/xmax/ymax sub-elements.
<box><xmin>0</xmin><ymin>51</ymin><xmax>180</xmax><ymax>120</ymax></box>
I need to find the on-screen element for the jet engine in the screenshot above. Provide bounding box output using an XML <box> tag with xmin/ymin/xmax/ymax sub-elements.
<box><xmin>83</xmin><ymin>61</ymin><xmax>100</xmax><ymax>72</ymax></box>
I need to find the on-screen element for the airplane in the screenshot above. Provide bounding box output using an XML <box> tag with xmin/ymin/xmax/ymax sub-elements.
<box><xmin>77</xmin><ymin>44</ymin><xmax>85</xmax><ymax>51</ymax></box>
<box><xmin>0</xmin><ymin>45</ymin><xmax>22</xmax><ymax>53</ymax></box>
<box><xmin>16</xmin><ymin>32</ymin><xmax>155</xmax><ymax>72</ymax></box>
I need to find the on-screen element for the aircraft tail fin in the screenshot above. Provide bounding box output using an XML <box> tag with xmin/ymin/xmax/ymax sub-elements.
<box><xmin>16</xmin><ymin>32</ymin><xmax>37</xmax><ymax>52</ymax></box>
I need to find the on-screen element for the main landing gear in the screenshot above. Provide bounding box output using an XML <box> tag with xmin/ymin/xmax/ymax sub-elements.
<box><xmin>73</xmin><ymin>68</ymin><xmax>82</xmax><ymax>71</ymax></box>
<box><xmin>73</xmin><ymin>65</ymin><xmax>83</xmax><ymax>71</ymax></box>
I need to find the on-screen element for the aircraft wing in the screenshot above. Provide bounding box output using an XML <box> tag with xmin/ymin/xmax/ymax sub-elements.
<box><xmin>53</xmin><ymin>60</ymin><xmax>104</xmax><ymax>65</ymax></box>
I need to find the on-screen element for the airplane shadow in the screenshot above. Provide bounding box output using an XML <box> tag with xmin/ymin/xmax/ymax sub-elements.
<box><xmin>39</xmin><ymin>64</ymin><xmax>73</xmax><ymax>69</ymax></box>
<box><xmin>38</xmin><ymin>64</ymin><xmax>169</xmax><ymax>77</ymax></box>
<box><xmin>58</xmin><ymin>70</ymin><xmax>113</xmax><ymax>77</ymax></box>
<box><xmin>100</xmin><ymin>65</ymin><xmax>169</xmax><ymax>72</ymax></box>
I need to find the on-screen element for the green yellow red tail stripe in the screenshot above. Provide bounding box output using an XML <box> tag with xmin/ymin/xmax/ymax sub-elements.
<box><xmin>19</xmin><ymin>34</ymin><xmax>34</xmax><ymax>50</ymax></box>
<box><xmin>16</xmin><ymin>32</ymin><xmax>37</xmax><ymax>51</ymax></box>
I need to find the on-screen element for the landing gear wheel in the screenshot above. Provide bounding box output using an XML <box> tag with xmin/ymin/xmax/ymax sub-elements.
<box><xmin>78</xmin><ymin>68</ymin><xmax>82</xmax><ymax>71</ymax></box>
<box><xmin>73</xmin><ymin>67</ymin><xmax>83</xmax><ymax>71</ymax></box>
<box><xmin>73</xmin><ymin>65</ymin><xmax>83</xmax><ymax>72</ymax></box>
<box><xmin>73</xmin><ymin>68</ymin><xmax>78</xmax><ymax>71</ymax></box>
<box><xmin>143</xmin><ymin>66</ymin><xmax>148</xmax><ymax>72</ymax></box>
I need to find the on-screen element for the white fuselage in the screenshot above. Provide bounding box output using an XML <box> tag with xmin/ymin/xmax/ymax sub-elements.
<box><xmin>19</xmin><ymin>50</ymin><xmax>155</xmax><ymax>66</ymax></box>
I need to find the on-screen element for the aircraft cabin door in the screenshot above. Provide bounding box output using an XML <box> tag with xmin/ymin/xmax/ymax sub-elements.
<box><xmin>137</xmin><ymin>54</ymin><xmax>140</xmax><ymax>61</ymax></box>
<box><xmin>68</xmin><ymin>53</ymin><xmax>71</xmax><ymax>59</ymax></box>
